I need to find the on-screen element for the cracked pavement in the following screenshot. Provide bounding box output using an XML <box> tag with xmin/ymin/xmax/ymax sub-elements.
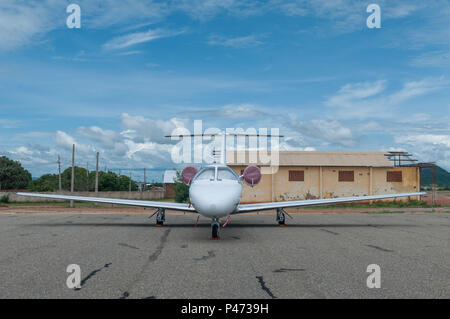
<box><xmin>0</xmin><ymin>212</ymin><xmax>449</xmax><ymax>298</ymax></box>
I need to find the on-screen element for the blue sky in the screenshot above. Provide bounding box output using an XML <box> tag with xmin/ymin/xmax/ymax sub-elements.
<box><xmin>1</xmin><ymin>0</ymin><xmax>449</xmax><ymax>181</ymax></box>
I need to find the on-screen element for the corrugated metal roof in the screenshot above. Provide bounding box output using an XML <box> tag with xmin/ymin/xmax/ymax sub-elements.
<box><xmin>163</xmin><ymin>170</ymin><xmax>178</xmax><ymax>183</ymax></box>
<box><xmin>226</xmin><ymin>151</ymin><xmax>393</xmax><ymax>167</ymax></box>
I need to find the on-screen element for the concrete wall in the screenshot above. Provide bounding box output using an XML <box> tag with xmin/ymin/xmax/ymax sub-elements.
<box><xmin>231</xmin><ymin>165</ymin><xmax>420</xmax><ymax>203</ymax></box>
<box><xmin>273</xmin><ymin>166</ymin><xmax>320</xmax><ymax>201</ymax></box>
<box><xmin>164</xmin><ymin>184</ymin><xmax>175</xmax><ymax>198</ymax></box>
<box><xmin>322</xmin><ymin>167</ymin><xmax>371</xmax><ymax>198</ymax></box>
<box><xmin>5</xmin><ymin>190</ymin><xmax>165</xmax><ymax>203</ymax></box>
<box><xmin>372</xmin><ymin>167</ymin><xmax>420</xmax><ymax>194</ymax></box>
<box><xmin>232</xmin><ymin>166</ymin><xmax>272</xmax><ymax>203</ymax></box>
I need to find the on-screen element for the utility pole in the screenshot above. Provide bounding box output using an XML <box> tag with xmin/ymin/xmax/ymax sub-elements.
<box><xmin>144</xmin><ymin>168</ymin><xmax>146</xmax><ymax>192</ymax></box>
<box><xmin>95</xmin><ymin>152</ymin><xmax>99</xmax><ymax>195</ymax></box>
<box><xmin>129</xmin><ymin>171</ymin><xmax>132</xmax><ymax>193</ymax></box>
<box><xmin>432</xmin><ymin>164</ymin><xmax>437</xmax><ymax>207</ymax></box>
<box><xmin>86</xmin><ymin>161</ymin><xmax>89</xmax><ymax>191</ymax></box>
<box><xmin>58</xmin><ymin>155</ymin><xmax>62</xmax><ymax>192</ymax></box>
<box><xmin>70</xmin><ymin>144</ymin><xmax>75</xmax><ymax>208</ymax></box>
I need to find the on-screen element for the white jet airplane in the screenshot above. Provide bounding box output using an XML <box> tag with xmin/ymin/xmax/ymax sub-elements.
<box><xmin>17</xmin><ymin>133</ymin><xmax>425</xmax><ymax>239</ymax></box>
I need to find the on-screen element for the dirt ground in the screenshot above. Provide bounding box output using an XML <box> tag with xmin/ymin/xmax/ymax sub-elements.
<box><xmin>422</xmin><ymin>191</ymin><xmax>450</xmax><ymax>205</ymax></box>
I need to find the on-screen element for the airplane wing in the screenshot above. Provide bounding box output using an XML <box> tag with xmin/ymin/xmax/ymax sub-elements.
<box><xmin>234</xmin><ymin>192</ymin><xmax>426</xmax><ymax>214</ymax></box>
<box><xmin>16</xmin><ymin>192</ymin><xmax>197</xmax><ymax>212</ymax></box>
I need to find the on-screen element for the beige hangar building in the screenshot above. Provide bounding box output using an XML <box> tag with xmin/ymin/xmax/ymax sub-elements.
<box><xmin>226</xmin><ymin>151</ymin><xmax>421</xmax><ymax>204</ymax></box>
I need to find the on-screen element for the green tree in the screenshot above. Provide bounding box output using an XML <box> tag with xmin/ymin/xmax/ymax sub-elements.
<box><xmin>29</xmin><ymin>166</ymin><xmax>139</xmax><ymax>192</ymax></box>
<box><xmin>28</xmin><ymin>174</ymin><xmax>59</xmax><ymax>192</ymax></box>
<box><xmin>0</xmin><ymin>156</ymin><xmax>32</xmax><ymax>190</ymax></box>
<box><xmin>97</xmin><ymin>171</ymin><xmax>138</xmax><ymax>191</ymax></box>
<box><xmin>61</xmin><ymin>167</ymin><xmax>92</xmax><ymax>191</ymax></box>
<box><xmin>174</xmin><ymin>171</ymin><xmax>189</xmax><ymax>203</ymax></box>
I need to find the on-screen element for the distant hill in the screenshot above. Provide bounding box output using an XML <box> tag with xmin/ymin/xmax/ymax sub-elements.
<box><xmin>421</xmin><ymin>166</ymin><xmax>450</xmax><ymax>187</ymax></box>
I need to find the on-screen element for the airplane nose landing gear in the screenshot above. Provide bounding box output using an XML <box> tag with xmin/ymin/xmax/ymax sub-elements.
<box><xmin>276</xmin><ymin>208</ymin><xmax>286</xmax><ymax>226</ymax></box>
<box><xmin>211</xmin><ymin>218</ymin><xmax>220</xmax><ymax>240</ymax></box>
<box><xmin>156</xmin><ymin>208</ymin><xmax>165</xmax><ymax>226</ymax></box>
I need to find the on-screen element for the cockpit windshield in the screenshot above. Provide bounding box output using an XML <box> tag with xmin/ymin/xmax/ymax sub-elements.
<box><xmin>217</xmin><ymin>167</ymin><xmax>238</xmax><ymax>181</ymax></box>
<box><xmin>193</xmin><ymin>166</ymin><xmax>240</xmax><ymax>182</ymax></box>
<box><xmin>195</xmin><ymin>167</ymin><xmax>215</xmax><ymax>181</ymax></box>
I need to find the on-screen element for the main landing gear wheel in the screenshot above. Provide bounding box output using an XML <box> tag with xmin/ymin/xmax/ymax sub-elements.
<box><xmin>211</xmin><ymin>218</ymin><xmax>220</xmax><ymax>240</ymax></box>
<box><xmin>156</xmin><ymin>208</ymin><xmax>165</xmax><ymax>227</ymax></box>
<box><xmin>276</xmin><ymin>208</ymin><xmax>286</xmax><ymax>226</ymax></box>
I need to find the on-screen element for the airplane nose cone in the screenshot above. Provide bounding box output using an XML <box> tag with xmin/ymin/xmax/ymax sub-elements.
<box><xmin>190</xmin><ymin>182</ymin><xmax>241</xmax><ymax>218</ymax></box>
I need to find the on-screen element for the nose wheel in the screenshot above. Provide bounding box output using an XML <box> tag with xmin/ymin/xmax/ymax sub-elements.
<box><xmin>156</xmin><ymin>208</ymin><xmax>165</xmax><ymax>226</ymax></box>
<box><xmin>211</xmin><ymin>218</ymin><xmax>220</xmax><ymax>240</ymax></box>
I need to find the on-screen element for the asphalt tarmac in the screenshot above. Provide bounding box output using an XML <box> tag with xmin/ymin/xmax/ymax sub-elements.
<box><xmin>0</xmin><ymin>212</ymin><xmax>449</xmax><ymax>298</ymax></box>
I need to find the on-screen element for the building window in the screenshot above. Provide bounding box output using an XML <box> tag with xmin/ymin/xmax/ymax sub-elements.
<box><xmin>387</xmin><ymin>171</ymin><xmax>402</xmax><ymax>182</ymax></box>
<box><xmin>339</xmin><ymin>171</ymin><xmax>354</xmax><ymax>182</ymax></box>
<box><xmin>289</xmin><ymin>170</ymin><xmax>304</xmax><ymax>181</ymax></box>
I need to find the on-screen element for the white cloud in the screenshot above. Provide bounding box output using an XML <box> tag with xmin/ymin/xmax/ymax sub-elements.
<box><xmin>120</xmin><ymin>113</ymin><xmax>188</xmax><ymax>143</ymax></box>
<box><xmin>397</xmin><ymin>134</ymin><xmax>450</xmax><ymax>149</ymax></box>
<box><xmin>0</xmin><ymin>1</ymin><xmax>56</xmax><ymax>51</ymax></box>
<box><xmin>4</xmin><ymin>143</ymin><xmax>59</xmax><ymax>174</ymax></box>
<box><xmin>0</xmin><ymin>0</ymin><xmax>168</xmax><ymax>51</ymax></box>
<box><xmin>103</xmin><ymin>28</ymin><xmax>185</xmax><ymax>50</ymax></box>
<box><xmin>289</xmin><ymin>119</ymin><xmax>356</xmax><ymax>148</ymax></box>
<box><xmin>325</xmin><ymin>78</ymin><xmax>447</xmax><ymax>119</ymax></box>
<box><xmin>77</xmin><ymin>126</ymin><xmax>122</xmax><ymax>148</ymax></box>
<box><xmin>384</xmin><ymin>3</ymin><xmax>421</xmax><ymax>18</ymax></box>
<box><xmin>411</xmin><ymin>51</ymin><xmax>450</xmax><ymax>68</ymax></box>
<box><xmin>394</xmin><ymin>134</ymin><xmax>450</xmax><ymax>170</ymax></box>
<box><xmin>172</xmin><ymin>0</ymin><xmax>261</xmax><ymax>21</ymax></box>
<box><xmin>116</xmin><ymin>50</ymin><xmax>142</xmax><ymax>56</ymax></box>
<box><xmin>326</xmin><ymin>80</ymin><xmax>386</xmax><ymax>109</ymax></box>
<box><xmin>76</xmin><ymin>126</ymin><xmax>128</xmax><ymax>156</ymax></box>
<box><xmin>207</xmin><ymin>34</ymin><xmax>264</xmax><ymax>48</ymax></box>
<box><xmin>1</xmin><ymin>0</ymin><xmax>446</xmax><ymax>52</ymax></box>
<box><xmin>80</xmin><ymin>0</ymin><xmax>168</xmax><ymax>29</ymax></box>
<box><xmin>189</xmin><ymin>104</ymin><xmax>273</xmax><ymax>119</ymax></box>
<box><xmin>388</xmin><ymin>78</ymin><xmax>446</xmax><ymax>105</ymax></box>
<box><xmin>123</xmin><ymin>139</ymin><xmax>172</xmax><ymax>161</ymax></box>
<box><xmin>53</xmin><ymin>130</ymin><xmax>93</xmax><ymax>154</ymax></box>
<box><xmin>0</xmin><ymin>119</ymin><xmax>21</xmax><ymax>129</ymax></box>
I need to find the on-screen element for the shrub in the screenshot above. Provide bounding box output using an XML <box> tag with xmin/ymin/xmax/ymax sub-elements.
<box><xmin>174</xmin><ymin>171</ymin><xmax>189</xmax><ymax>203</ymax></box>
<box><xmin>0</xmin><ymin>194</ymin><xmax>9</xmax><ymax>203</ymax></box>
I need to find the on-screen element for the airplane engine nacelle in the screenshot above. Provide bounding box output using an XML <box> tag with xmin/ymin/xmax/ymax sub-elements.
<box><xmin>181</xmin><ymin>166</ymin><xmax>198</xmax><ymax>185</ymax></box>
<box><xmin>243</xmin><ymin>165</ymin><xmax>261</xmax><ymax>187</ymax></box>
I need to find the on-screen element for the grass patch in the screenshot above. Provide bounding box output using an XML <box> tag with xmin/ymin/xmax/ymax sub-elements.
<box><xmin>7</xmin><ymin>198</ymin><xmax>175</xmax><ymax>209</ymax></box>
<box><xmin>302</xmin><ymin>200</ymin><xmax>432</xmax><ymax>209</ymax></box>
<box><xmin>6</xmin><ymin>202</ymin><xmax>66</xmax><ymax>207</ymax></box>
<box><xmin>361</xmin><ymin>210</ymin><xmax>405</xmax><ymax>214</ymax></box>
